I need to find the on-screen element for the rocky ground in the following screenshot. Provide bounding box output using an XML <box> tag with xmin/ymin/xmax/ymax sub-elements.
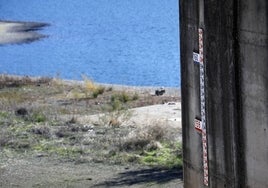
<box><xmin>0</xmin><ymin>75</ymin><xmax>183</xmax><ymax>188</ymax></box>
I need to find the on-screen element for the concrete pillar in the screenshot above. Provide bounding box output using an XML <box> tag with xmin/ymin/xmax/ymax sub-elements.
<box><xmin>180</xmin><ymin>0</ymin><xmax>268</xmax><ymax>187</ymax></box>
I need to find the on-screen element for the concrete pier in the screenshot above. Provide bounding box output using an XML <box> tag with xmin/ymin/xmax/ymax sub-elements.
<box><xmin>180</xmin><ymin>0</ymin><xmax>268</xmax><ymax>187</ymax></box>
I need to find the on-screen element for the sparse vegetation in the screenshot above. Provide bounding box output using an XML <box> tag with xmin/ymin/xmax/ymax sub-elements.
<box><xmin>30</xmin><ymin>111</ymin><xmax>47</xmax><ymax>122</ymax></box>
<box><xmin>140</xmin><ymin>142</ymin><xmax>183</xmax><ymax>168</ymax></box>
<box><xmin>82</xmin><ymin>75</ymin><xmax>105</xmax><ymax>98</ymax></box>
<box><xmin>0</xmin><ymin>75</ymin><xmax>181</xmax><ymax>170</ymax></box>
<box><xmin>98</xmin><ymin>109</ymin><xmax>132</xmax><ymax>127</ymax></box>
<box><xmin>111</xmin><ymin>92</ymin><xmax>130</xmax><ymax>103</ymax></box>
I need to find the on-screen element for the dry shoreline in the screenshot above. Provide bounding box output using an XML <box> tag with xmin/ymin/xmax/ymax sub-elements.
<box><xmin>0</xmin><ymin>20</ymin><xmax>49</xmax><ymax>45</ymax></box>
<box><xmin>0</xmin><ymin>74</ymin><xmax>181</xmax><ymax>97</ymax></box>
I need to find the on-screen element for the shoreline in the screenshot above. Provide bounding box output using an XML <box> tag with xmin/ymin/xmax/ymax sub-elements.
<box><xmin>0</xmin><ymin>74</ymin><xmax>181</xmax><ymax>97</ymax></box>
<box><xmin>0</xmin><ymin>20</ymin><xmax>49</xmax><ymax>45</ymax></box>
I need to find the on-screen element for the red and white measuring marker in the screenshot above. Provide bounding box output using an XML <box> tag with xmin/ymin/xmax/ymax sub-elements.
<box><xmin>193</xmin><ymin>28</ymin><xmax>209</xmax><ymax>186</ymax></box>
<box><xmin>194</xmin><ymin>118</ymin><xmax>202</xmax><ymax>133</ymax></box>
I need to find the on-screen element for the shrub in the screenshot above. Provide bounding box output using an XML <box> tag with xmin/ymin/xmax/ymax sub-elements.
<box><xmin>55</xmin><ymin>125</ymin><xmax>80</xmax><ymax>138</ymax></box>
<box><xmin>30</xmin><ymin>125</ymin><xmax>51</xmax><ymax>138</ymax></box>
<box><xmin>82</xmin><ymin>75</ymin><xmax>105</xmax><ymax>98</ymax></box>
<box><xmin>92</xmin><ymin>86</ymin><xmax>105</xmax><ymax>98</ymax></box>
<box><xmin>121</xmin><ymin>123</ymin><xmax>165</xmax><ymax>151</ymax></box>
<box><xmin>83</xmin><ymin>76</ymin><xmax>96</xmax><ymax>91</ymax></box>
<box><xmin>111</xmin><ymin>99</ymin><xmax>123</xmax><ymax>111</ymax></box>
<box><xmin>96</xmin><ymin>86</ymin><xmax>105</xmax><ymax>95</ymax></box>
<box><xmin>98</xmin><ymin>109</ymin><xmax>132</xmax><ymax>127</ymax></box>
<box><xmin>110</xmin><ymin>92</ymin><xmax>133</xmax><ymax>111</ymax></box>
<box><xmin>140</xmin><ymin>142</ymin><xmax>183</xmax><ymax>168</ymax></box>
<box><xmin>111</xmin><ymin>92</ymin><xmax>130</xmax><ymax>103</ymax></box>
<box><xmin>121</xmin><ymin>92</ymin><xmax>130</xmax><ymax>103</ymax></box>
<box><xmin>132</xmin><ymin>93</ymin><xmax>139</xmax><ymax>100</ymax></box>
<box><xmin>122</xmin><ymin>138</ymin><xmax>151</xmax><ymax>151</ymax></box>
<box><xmin>31</xmin><ymin>112</ymin><xmax>47</xmax><ymax>122</ymax></box>
<box><xmin>106</xmin><ymin>87</ymin><xmax>113</xmax><ymax>92</ymax></box>
<box><xmin>55</xmin><ymin>127</ymin><xmax>72</xmax><ymax>138</ymax></box>
<box><xmin>108</xmin><ymin>118</ymin><xmax>121</xmax><ymax>127</ymax></box>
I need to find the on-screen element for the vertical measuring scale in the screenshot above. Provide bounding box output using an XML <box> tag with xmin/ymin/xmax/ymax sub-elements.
<box><xmin>194</xmin><ymin>28</ymin><xmax>209</xmax><ymax>186</ymax></box>
<box><xmin>199</xmin><ymin>28</ymin><xmax>209</xmax><ymax>186</ymax></box>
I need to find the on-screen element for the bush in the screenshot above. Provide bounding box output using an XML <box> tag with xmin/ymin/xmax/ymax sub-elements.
<box><xmin>140</xmin><ymin>142</ymin><xmax>183</xmax><ymax>168</ymax></box>
<box><xmin>83</xmin><ymin>76</ymin><xmax>96</xmax><ymax>91</ymax></box>
<box><xmin>82</xmin><ymin>75</ymin><xmax>105</xmax><ymax>98</ymax></box>
<box><xmin>121</xmin><ymin>123</ymin><xmax>165</xmax><ymax>151</ymax></box>
<box><xmin>106</xmin><ymin>87</ymin><xmax>113</xmax><ymax>92</ymax></box>
<box><xmin>111</xmin><ymin>99</ymin><xmax>123</xmax><ymax>111</ymax></box>
<box><xmin>30</xmin><ymin>126</ymin><xmax>51</xmax><ymax>138</ymax></box>
<box><xmin>111</xmin><ymin>92</ymin><xmax>130</xmax><ymax>103</ymax></box>
<box><xmin>110</xmin><ymin>92</ymin><xmax>133</xmax><ymax>111</ymax></box>
<box><xmin>98</xmin><ymin>109</ymin><xmax>132</xmax><ymax>127</ymax></box>
<box><xmin>132</xmin><ymin>93</ymin><xmax>139</xmax><ymax>100</ymax></box>
<box><xmin>92</xmin><ymin>86</ymin><xmax>105</xmax><ymax>98</ymax></box>
<box><xmin>55</xmin><ymin>125</ymin><xmax>80</xmax><ymax>138</ymax></box>
<box><xmin>31</xmin><ymin>112</ymin><xmax>46</xmax><ymax>122</ymax></box>
<box><xmin>55</xmin><ymin>127</ymin><xmax>72</xmax><ymax>138</ymax></box>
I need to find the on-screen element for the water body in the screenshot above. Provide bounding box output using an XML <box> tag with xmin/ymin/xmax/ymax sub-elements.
<box><xmin>0</xmin><ymin>0</ymin><xmax>180</xmax><ymax>87</ymax></box>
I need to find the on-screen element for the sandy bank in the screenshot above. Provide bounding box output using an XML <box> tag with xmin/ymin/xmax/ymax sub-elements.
<box><xmin>79</xmin><ymin>102</ymin><xmax>182</xmax><ymax>129</ymax></box>
<box><xmin>0</xmin><ymin>20</ymin><xmax>49</xmax><ymax>45</ymax></box>
<box><xmin>55</xmin><ymin>77</ymin><xmax>181</xmax><ymax>98</ymax></box>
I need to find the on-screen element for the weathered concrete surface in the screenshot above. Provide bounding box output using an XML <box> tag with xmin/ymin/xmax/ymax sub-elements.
<box><xmin>180</xmin><ymin>0</ymin><xmax>268</xmax><ymax>187</ymax></box>
<box><xmin>238</xmin><ymin>1</ymin><xmax>268</xmax><ymax>187</ymax></box>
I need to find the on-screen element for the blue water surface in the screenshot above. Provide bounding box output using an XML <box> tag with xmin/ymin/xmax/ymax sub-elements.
<box><xmin>0</xmin><ymin>0</ymin><xmax>180</xmax><ymax>87</ymax></box>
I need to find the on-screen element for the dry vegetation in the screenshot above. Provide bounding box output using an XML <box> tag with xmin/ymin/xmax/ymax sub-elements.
<box><xmin>0</xmin><ymin>75</ymin><xmax>181</xmax><ymax>169</ymax></box>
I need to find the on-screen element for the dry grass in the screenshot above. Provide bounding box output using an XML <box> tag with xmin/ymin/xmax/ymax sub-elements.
<box><xmin>0</xmin><ymin>75</ymin><xmax>181</xmax><ymax>168</ymax></box>
<box><xmin>0</xmin><ymin>74</ymin><xmax>51</xmax><ymax>88</ymax></box>
<box><xmin>121</xmin><ymin>122</ymin><xmax>166</xmax><ymax>151</ymax></box>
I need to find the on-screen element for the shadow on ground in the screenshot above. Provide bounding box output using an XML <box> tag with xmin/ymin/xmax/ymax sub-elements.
<box><xmin>92</xmin><ymin>167</ymin><xmax>183</xmax><ymax>187</ymax></box>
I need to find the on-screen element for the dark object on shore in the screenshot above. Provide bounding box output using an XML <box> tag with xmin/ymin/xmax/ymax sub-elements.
<box><xmin>155</xmin><ymin>88</ymin><xmax>165</xmax><ymax>96</ymax></box>
<box><xmin>15</xmin><ymin>108</ymin><xmax>28</xmax><ymax>116</ymax></box>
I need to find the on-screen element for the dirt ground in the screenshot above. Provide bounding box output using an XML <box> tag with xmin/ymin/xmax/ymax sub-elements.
<box><xmin>0</xmin><ymin>155</ymin><xmax>183</xmax><ymax>188</ymax></box>
<box><xmin>0</xmin><ymin>75</ymin><xmax>183</xmax><ymax>188</ymax></box>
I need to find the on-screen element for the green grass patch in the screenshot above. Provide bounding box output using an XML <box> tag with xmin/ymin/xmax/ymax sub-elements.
<box><xmin>30</xmin><ymin>112</ymin><xmax>47</xmax><ymax>122</ymax></box>
<box><xmin>0</xmin><ymin>111</ymin><xmax>9</xmax><ymax>118</ymax></box>
<box><xmin>140</xmin><ymin>142</ymin><xmax>182</xmax><ymax>168</ymax></box>
<box><xmin>33</xmin><ymin>141</ymin><xmax>84</xmax><ymax>158</ymax></box>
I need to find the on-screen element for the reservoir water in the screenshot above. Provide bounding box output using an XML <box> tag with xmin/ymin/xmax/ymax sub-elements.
<box><xmin>0</xmin><ymin>0</ymin><xmax>180</xmax><ymax>87</ymax></box>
